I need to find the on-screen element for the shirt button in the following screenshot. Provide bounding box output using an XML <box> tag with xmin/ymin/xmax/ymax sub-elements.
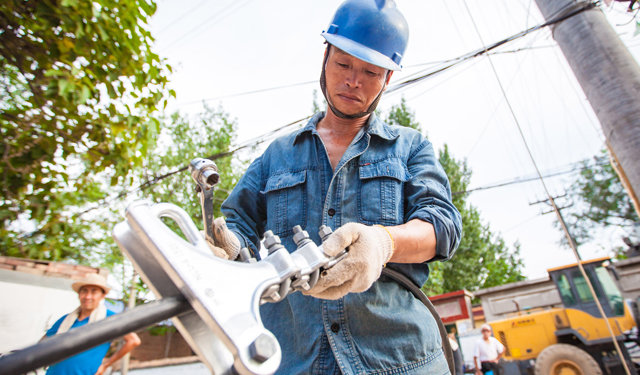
<box><xmin>328</xmin><ymin>208</ymin><xmax>336</xmax><ymax>216</ymax></box>
<box><xmin>331</xmin><ymin>323</ymin><xmax>340</xmax><ymax>333</ymax></box>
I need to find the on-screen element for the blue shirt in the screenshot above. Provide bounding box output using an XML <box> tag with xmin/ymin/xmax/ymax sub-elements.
<box><xmin>222</xmin><ymin>112</ymin><xmax>462</xmax><ymax>375</ymax></box>
<box><xmin>45</xmin><ymin>309</ymin><xmax>116</xmax><ymax>375</ymax></box>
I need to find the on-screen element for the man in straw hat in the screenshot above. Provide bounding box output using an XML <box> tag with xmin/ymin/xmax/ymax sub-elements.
<box><xmin>41</xmin><ymin>273</ymin><xmax>141</xmax><ymax>375</ymax></box>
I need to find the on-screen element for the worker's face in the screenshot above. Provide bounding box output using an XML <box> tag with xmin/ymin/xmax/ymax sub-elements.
<box><xmin>78</xmin><ymin>285</ymin><xmax>106</xmax><ymax>311</ymax></box>
<box><xmin>481</xmin><ymin>327</ymin><xmax>492</xmax><ymax>339</ymax></box>
<box><xmin>323</xmin><ymin>47</ymin><xmax>392</xmax><ymax>116</ymax></box>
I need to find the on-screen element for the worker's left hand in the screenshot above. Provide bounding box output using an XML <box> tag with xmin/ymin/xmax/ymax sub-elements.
<box><xmin>304</xmin><ymin>223</ymin><xmax>394</xmax><ymax>300</ymax></box>
<box><xmin>199</xmin><ymin>217</ymin><xmax>241</xmax><ymax>260</ymax></box>
<box><xmin>212</xmin><ymin>217</ymin><xmax>241</xmax><ymax>260</ymax></box>
<box><xmin>94</xmin><ymin>364</ymin><xmax>107</xmax><ymax>375</ymax></box>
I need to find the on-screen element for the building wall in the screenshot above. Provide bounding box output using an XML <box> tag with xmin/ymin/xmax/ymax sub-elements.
<box><xmin>132</xmin><ymin>330</ymin><xmax>194</xmax><ymax>361</ymax></box>
<box><xmin>0</xmin><ymin>268</ymin><xmax>79</xmax><ymax>353</ymax></box>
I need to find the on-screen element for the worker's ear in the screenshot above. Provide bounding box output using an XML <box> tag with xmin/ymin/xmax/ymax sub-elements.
<box><xmin>383</xmin><ymin>71</ymin><xmax>393</xmax><ymax>91</ymax></box>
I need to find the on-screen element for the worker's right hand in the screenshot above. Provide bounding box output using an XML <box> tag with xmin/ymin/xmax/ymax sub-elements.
<box><xmin>304</xmin><ymin>223</ymin><xmax>394</xmax><ymax>300</ymax></box>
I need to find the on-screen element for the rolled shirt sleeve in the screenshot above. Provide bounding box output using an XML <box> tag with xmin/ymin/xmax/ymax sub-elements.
<box><xmin>404</xmin><ymin>139</ymin><xmax>462</xmax><ymax>262</ymax></box>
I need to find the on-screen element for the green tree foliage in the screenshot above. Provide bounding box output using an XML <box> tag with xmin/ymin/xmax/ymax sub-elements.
<box><xmin>139</xmin><ymin>105</ymin><xmax>245</xmax><ymax>227</ymax></box>
<box><xmin>385</xmin><ymin>97</ymin><xmax>421</xmax><ymax>133</ymax></box>
<box><xmin>383</xmin><ymin>99</ymin><xmax>525</xmax><ymax>295</ymax></box>
<box><xmin>0</xmin><ymin>0</ymin><xmax>172</xmax><ymax>261</ymax></box>
<box><xmin>559</xmin><ymin>150</ymin><xmax>639</xmax><ymax>247</ymax></box>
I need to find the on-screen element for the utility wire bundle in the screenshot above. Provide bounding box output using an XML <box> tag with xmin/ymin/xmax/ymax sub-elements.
<box><xmin>77</xmin><ymin>1</ymin><xmax>599</xmax><ymax>217</ymax></box>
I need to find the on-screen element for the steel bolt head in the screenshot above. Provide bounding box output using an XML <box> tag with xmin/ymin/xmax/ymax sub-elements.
<box><xmin>318</xmin><ymin>225</ymin><xmax>333</xmax><ymax>241</ymax></box>
<box><xmin>293</xmin><ymin>230</ymin><xmax>310</xmax><ymax>245</ymax></box>
<box><xmin>264</xmin><ymin>235</ymin><xmax>281</xmax><ymax>250</ymax></box>
<box><xmin>249</xmin><ymin>334</ymin><xmax>277</xmax><ymax>363</ymax></box>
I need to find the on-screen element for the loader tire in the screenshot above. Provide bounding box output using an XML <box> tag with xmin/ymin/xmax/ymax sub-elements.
<box><xmin>534</xmin><ymin>344</ymin><xmax>601</xmax><ymax>375</ymax></box>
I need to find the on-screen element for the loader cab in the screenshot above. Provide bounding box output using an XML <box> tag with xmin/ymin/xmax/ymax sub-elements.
<box><xmin>548</xmin><ymin>257</ymin><xmax>625</xmax><ymax>318</ymax></box>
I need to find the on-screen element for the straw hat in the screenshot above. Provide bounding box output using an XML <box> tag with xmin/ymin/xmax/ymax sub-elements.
<box><xmin>72</xmin><ymin>273</ymin><xmax>111</xmax><ymax>294</ymax></box>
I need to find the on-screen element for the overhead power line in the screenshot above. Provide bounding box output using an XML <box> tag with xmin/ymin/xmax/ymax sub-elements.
<box><xmin>75</xmin><ymin>115</ymin><xmax>312</xmax><ymax>218</ymax></box>
<box><xmin>175</xmin><ymin>44</ymin><xmax>561</xmax><ymax>108</ymax></box>
<box><xmin>452</xmin><ymin>157</ymin><xmax>608</xmax><ymax>196</ymax></box>
<box><xmin>154</xmin><ymin>0</ymin><xmax>210</xmax><ymax>36</ymax></box>
<box><xmin>385</xmin><ymin>1</ymin><xmax>598</xmax><ymax>96</ymax></box>
<box><xmin>77</xmin><ymin>3</ymin><xmax>597</xmax><ymax>216</ymax></box>
<box><xmin>173</xmin><ymin>3</ymin><xmax>592</xmax><ymax>108</ymax></box>
<box><xmin>178</xmin><ymin>80</ymin><xmax>317</xmax><ymax>107</ymax></box>
<box><xmin>161</xmin><ymin>0</ymin><xmax>257</xmax><ymax>54</ymax></box>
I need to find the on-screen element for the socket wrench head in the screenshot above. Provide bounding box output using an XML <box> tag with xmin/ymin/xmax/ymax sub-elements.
<box><xmin>189</xmin><ymin>158</ymin><xmax>220</xmax><ymax>189</ymax></box>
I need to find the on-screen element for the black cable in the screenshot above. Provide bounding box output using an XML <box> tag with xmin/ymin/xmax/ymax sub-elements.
<box><xmin>452</xmin><ymin>157</ymin><xmax>609</xmax><ymax>196</ymax></box>
<box><xmin>76</xmin><ymin>2</ymin><xmax>599</xmax><ymax>217</ymax></box>
<box><xmin>381</xmin><ymin>268</ymin><xmax>455</xmax><ymax>375</ymax></box>
<box><xmin>385</xmin><ymin>1</ymin><xmax>598</xmax><ymax>95</ymax></box>
<box><xmin>174</xmin><ymin>2</ymin><xmax>597</xmax><ymax>107</ymax></box>
<box><xmin>74</xmin><ymin>115</ymin><xmax>312</xmax><ymax>218</ymax></box>
<box><xmin>155</xmin><ymin>0</ymin><xmax>210</xmax><ymax>35</ymax></box>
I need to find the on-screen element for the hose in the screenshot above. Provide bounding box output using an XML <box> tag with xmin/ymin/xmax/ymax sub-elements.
<box><xmin>381</xmin><ymin>268</ymin><xmax>455</xmax><ymax>375</ymax></box>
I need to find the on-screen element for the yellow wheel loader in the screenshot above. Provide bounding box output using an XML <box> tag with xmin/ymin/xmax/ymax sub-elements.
<box><xmin>487</xmin><ymin>257</ymin><xmax>639</xmax><ymax>375</ymax></box>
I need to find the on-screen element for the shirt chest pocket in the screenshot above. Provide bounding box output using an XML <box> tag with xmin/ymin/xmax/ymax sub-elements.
<box><xmin>261</xmin><ymin>170</ymin><xmax>307</xmax><ymax>238</ymax></box>
<box><xmin>358</xmin><ymin>159</ymin><xmax>410</xmax><ymax>226</ymax></box>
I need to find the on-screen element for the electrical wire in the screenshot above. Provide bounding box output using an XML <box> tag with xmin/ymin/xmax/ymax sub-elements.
<box><xmin>75</xmin><ymin>2</ymin><xmax>598</xmax><ymax>217</ymax></box>
<box><xmin>453</xmin><ymin>157</ymin><xmax>608</xmax><ymax>196</ymax></box>
<box><xmin>154</xmin><ymin>0</ymin><xmax>210</xmax><ymax>35</ymax></box>
<box><xmin>385</xmin><ymin>1</ymin><xmax>597</xmax><ymax>96</ymax></box>
<box><xmin>178</xmin><ymin>80</ymin><xmax>317</xmax><ymax>107</ymax></box>
<box><xmin>160</xmin><ymin>0</ymin><xmax>257</xmax><ymax>54</ymax></box>
<box><xmin>74</xmin><ymin>115</ymin><xmax>312</xmax><ymax>218</ymax></box>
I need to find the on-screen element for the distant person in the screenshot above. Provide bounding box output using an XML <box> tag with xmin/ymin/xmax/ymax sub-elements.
<box><xmin>448</xmin><ymin>332</ymin><xmax>464</xmax><ymax>375</ymax></box>
<box><xmin>474</xmin><ymin>324</ymin><xmax>505</xmax><ymax>375</ymax></box>
<box><xmin>41</xmin><ymin>273</ymin><xmax>141</xmax><ymax>375</ymax></box>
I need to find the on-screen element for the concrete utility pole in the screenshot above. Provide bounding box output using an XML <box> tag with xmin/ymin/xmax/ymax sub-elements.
<box><xmin>534</xmin><ymin>0</ymin><xmax>640</xmax><ymax>214</ymax></box>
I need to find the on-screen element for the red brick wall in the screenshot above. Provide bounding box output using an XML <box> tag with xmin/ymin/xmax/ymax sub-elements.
<box><xmin>131</xmin><ymin>330</ymin><xmax>193</xmax><ymax>361</ymax></box>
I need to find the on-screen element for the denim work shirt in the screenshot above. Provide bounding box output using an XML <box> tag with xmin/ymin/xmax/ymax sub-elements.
<box><xmin>222</xmin><ymin>112</ymin><xmax>462</xmax><ymax>375</ymax></box>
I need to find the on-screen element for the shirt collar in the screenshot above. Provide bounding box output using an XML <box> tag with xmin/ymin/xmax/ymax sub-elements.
<box><xmin>292</xmin><ymin>111</ymin><xmax>399</xmax><ymax>146</ymax></box>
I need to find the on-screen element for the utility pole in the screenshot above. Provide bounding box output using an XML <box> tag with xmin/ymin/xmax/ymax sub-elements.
<box><xmin>530</xmin><ymin>195</ymin><xmax>580</xmax><ymax>256</ymax></box>
<box><xmin>533</xmin><ymin>0</ymin><xmax>640</xmax><ymax>215</ymax></box>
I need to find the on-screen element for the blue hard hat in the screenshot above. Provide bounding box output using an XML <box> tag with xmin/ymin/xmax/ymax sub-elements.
<box><xmin>321</xmin><ymin>0</ymin><xmax>409</xmax><ymax>71</ymax></box>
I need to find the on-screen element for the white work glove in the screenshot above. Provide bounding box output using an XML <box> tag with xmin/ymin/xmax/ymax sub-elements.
<box><xmin>304</xmin><ymin>223</ymin><xmax>394</xmax><ymax>300</ymax></box>
<box><xmin>199</xmin><ymin>217</ymin><xmax>241</xmax><ymax>260</ymax></box>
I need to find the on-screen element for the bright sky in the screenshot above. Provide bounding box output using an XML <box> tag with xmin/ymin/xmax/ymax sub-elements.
<box><xmin>148</xmin><ymin>0</ymin><xmax>640</xmax><ymax>280</ymax></box>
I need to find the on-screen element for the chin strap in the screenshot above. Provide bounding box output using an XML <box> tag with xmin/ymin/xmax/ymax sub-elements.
<box><xmin>319</xmin><ymin>45</ymin><xmax>388</xmax><ymax>119</ymax></box>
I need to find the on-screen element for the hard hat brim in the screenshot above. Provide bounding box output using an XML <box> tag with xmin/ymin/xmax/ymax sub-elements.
<box><xmin>322</xmin><ymin>33</ymin><xmax>402</xmax><ymax>71</ymax></box>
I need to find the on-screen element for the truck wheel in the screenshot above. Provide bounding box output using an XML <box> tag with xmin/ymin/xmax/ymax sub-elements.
<box><xmin>534</xmin><ymin>344</ymin><xmax>602</xmax><ymax>375</ymax></box>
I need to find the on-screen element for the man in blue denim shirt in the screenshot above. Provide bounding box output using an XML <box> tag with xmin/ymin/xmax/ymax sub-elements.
<box><xmin>208</xmin><ymin>1</ymin><xmax>462</xmax><ymax>374</ymax></box>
